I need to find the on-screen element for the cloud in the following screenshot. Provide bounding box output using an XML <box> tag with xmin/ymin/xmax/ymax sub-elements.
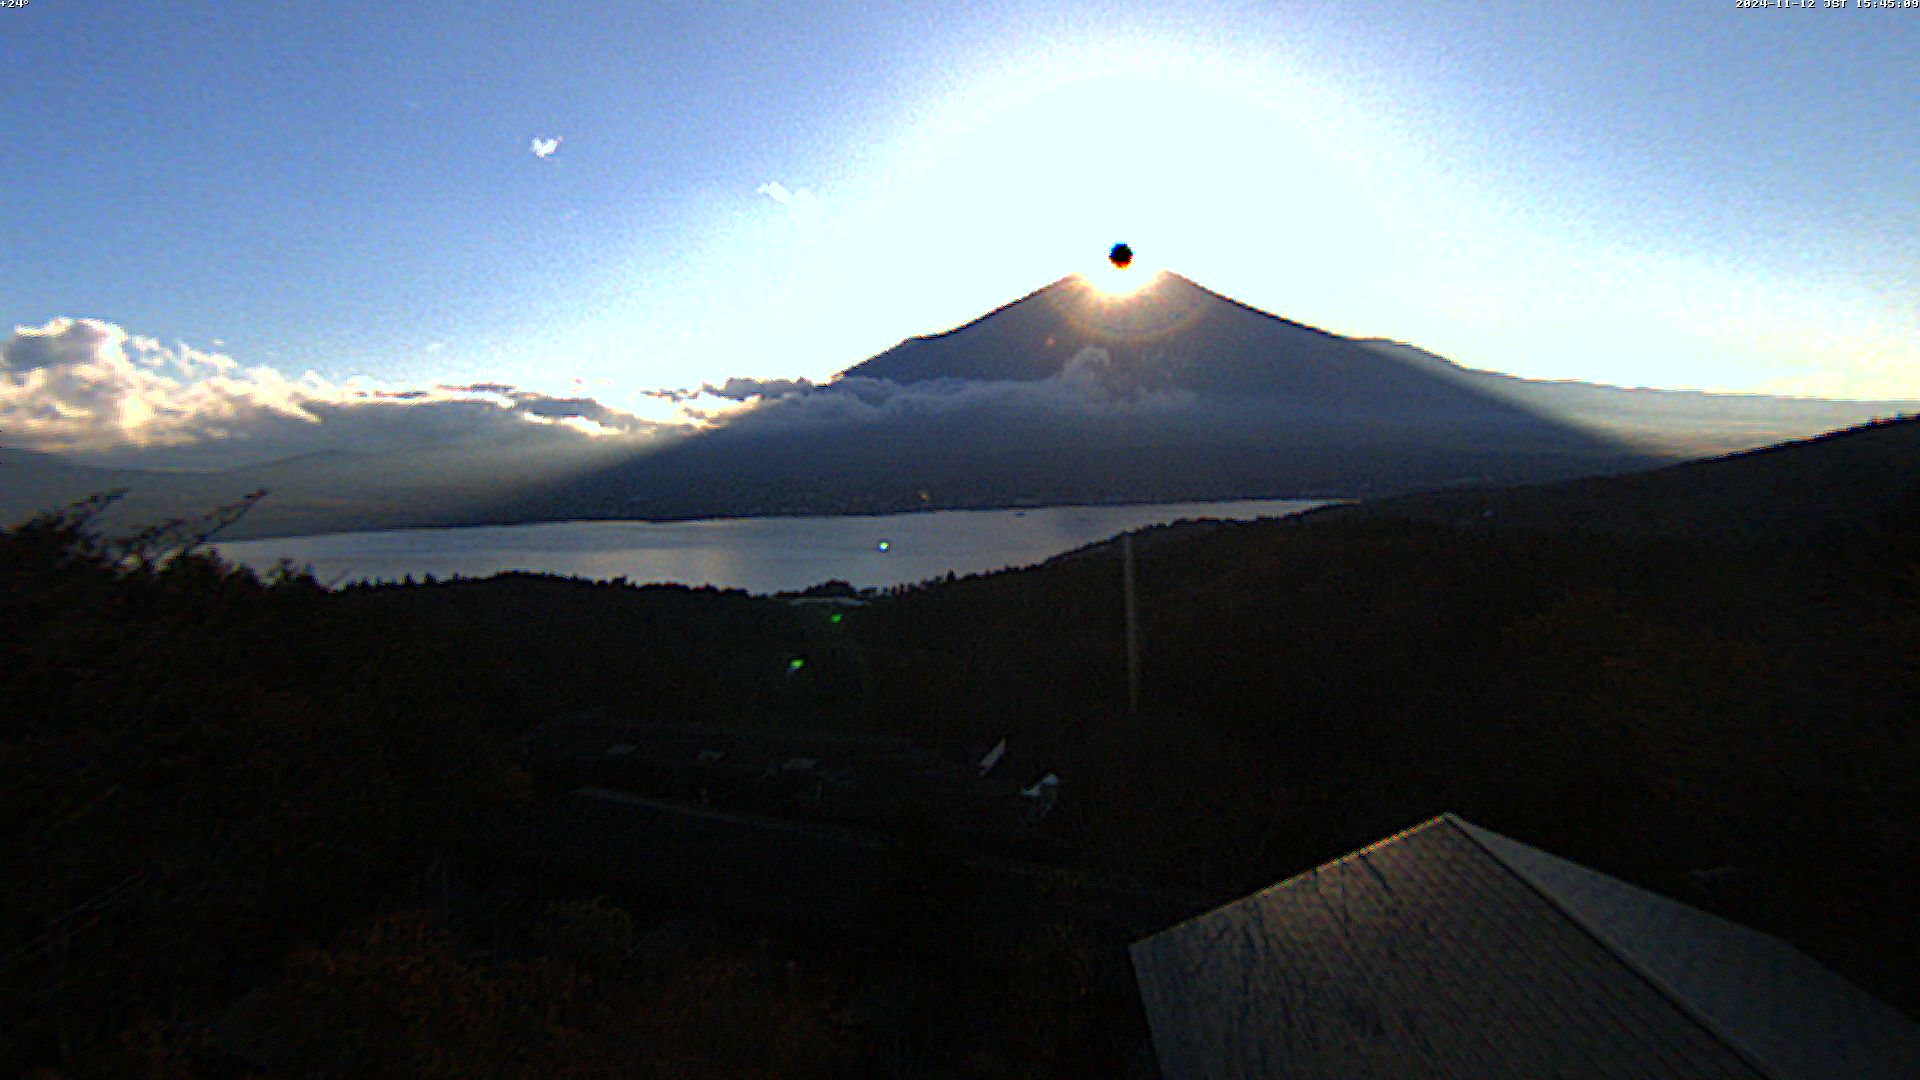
<box><xmin>0</xmin><ymin>317</ymin><xmax>668</xmax><ymax>468</ymax></box>
<box><xmin>531</xmin><ymin>135</ymin><xmax>562</xmax><ymax>159</ymax></box>
<box><xmin>441</xmin><ymin>381</ymin><xmax>516</xmax><ymax>396</ymax></box>
<box><xmin>755</xmin><ymin>180</ymin><xmax>818</xmax><ymax>211</ymax></box>
<box><xmin>700</xmin><ymin>376</ymin><xmax>814</xmax><ymax>401</ymax></box>
<box><xmin>609</xmin><ymin>344</ymin><xmax>1208</xmax><ymax>434</ymax></box>
<box><xmin>1</xmin><ymin>314</ymin><xmax>1199</xmax><ymax>473</ymax></box>
<box><xmin>640</xmin><ymin>386</ymin><xmax>698</xmax><ymax>403</ymax></box>
<box><xmin>675</xmin><ymin>348</ymin><xmax>1197</xmax><ymax>432</ymax></box>
<box><xmin>619</xmin><ymin>376</ymin><xmax>816</xmax><ymax>427</ymax></box>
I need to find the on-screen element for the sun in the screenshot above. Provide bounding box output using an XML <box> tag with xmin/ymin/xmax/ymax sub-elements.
<box><xmin>1086</xmin><ymin>243</ymin><xmax>1155</xmax><ymax>297</ymax></box>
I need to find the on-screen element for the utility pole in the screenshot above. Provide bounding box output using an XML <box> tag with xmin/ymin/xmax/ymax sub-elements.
<box><xmin>1122</xmin><ymin>532</ymin><xmax>1141</xmax><ymax>718</ymax></box>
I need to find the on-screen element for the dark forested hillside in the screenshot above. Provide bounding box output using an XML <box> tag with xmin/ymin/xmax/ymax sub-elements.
<box><xmin>847</xmin><ymin>418</ymin><xmax>1920</xmax><ymax>1017</ymax></box>
<box><xmin>1</xmin><ymin>499</ymin><xmax>526</xmax><ymax>1075</ymax></box>
<box><xmin>0</xmin><ymin>501</ymin><xmax>864</xmax><ymax>1078</ymax></box>
<box><xmin>5</xmin><ymin>418</ymin><xmax>1918</xmax><ymax>1076</ymax></box>
<box><xmin>1314</xmin><ymin>413</ymin><xmax>1920</xmax><ymax>544</ymax></box>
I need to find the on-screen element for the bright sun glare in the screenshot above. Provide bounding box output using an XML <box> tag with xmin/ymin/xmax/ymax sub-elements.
<box><xmin>1087</xmin><ymin>244</ymin><xmax>1154</xmax><ymax>297</ymax></box>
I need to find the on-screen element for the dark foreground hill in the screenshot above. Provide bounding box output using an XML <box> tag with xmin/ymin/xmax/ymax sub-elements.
<box><xmin>1311</xmin><ymin>413</ymin><xmax>1920</xmax><ymax>544</ymax></box>
<box><xmin>845</xmin><ymin>417</ymin><xmax>1920</xmax><ymax>1016</ymax></box>
<box><xmin>4</xmin><ymin>418</ymin><xmax>1917</xmax><ymax>1075</ymax></box>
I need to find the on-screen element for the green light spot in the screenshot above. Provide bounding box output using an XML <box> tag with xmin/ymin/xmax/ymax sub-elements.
<box><xmin>829</xmin><ymin>613</ymin><xmax>844</xmax><ymax>624</ymax></box>
<box><xmin>788</xmin><ymin>658</ymin><xmax>806</xmax><ymax>672</ymax></box>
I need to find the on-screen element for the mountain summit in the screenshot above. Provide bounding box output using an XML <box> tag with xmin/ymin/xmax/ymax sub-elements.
<box><xmin>848</xmin><ymin>271</ymin><xmax>1520</xmax><ymax>412</ymax></box>
<box><xmin>472</xmin><ymin>268</ymin><xmax>1914</xmax><ymax>528</ymax></box>
<box><xmin>847</xmin><ymin>269</ymin><xmax>1907</xmax><ymax>449</ymax></box>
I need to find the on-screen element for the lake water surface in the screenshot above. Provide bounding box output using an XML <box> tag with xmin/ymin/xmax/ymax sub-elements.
<box><xmin>213</xmin><ymin>499</ymin><xmax>1326</xmax><ymax>594</ymax></box>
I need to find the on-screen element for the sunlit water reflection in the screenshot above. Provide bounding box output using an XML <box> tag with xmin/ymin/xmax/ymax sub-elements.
<box><xmin>213</xmin><ymin>499</ymin><xmax>1326</xmax><ymax>594</ymax></box>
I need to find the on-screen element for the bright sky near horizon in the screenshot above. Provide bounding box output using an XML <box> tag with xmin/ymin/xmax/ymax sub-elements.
<box><xmin>6</xmin><ymin>0</ymin><xmax>1918</xmax><ymax>417</ymax></box>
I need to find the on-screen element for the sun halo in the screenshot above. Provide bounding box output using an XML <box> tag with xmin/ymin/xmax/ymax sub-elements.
<box><xmin>1086</xmin><ymin>250</ymin><xmax>1156</xmax><ymax>298</ymax></box>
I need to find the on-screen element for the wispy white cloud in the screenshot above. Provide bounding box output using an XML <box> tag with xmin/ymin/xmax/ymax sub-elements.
<box><xmin>622</xmin><ymin>346</ymin><xmax>1205</xmax><ymax>431</ymax></box>
<box><xmin>663</xmin><ymin>348</ymin><xmax>1195</xmax><ymax>431</ymax></box>
<box><xmin>0</xmin><ymin>317</ymin><xmax>666</xmax><ymax>468</ymax></box>
<box><xmin>531</xmin><ymin>135</ymin><xmax>563</xmax><ymax>159</ymax></box>
<box><xmin>701</xmin><ymin>376</ymin><xmax>814</xmax><ymax>401</ymax></box>
<box><xmin>640</xmin><ymin>386</ymin><xmax>698</xmax><ymax>403</ymax></box>
<box><xmin>755</xmin><ymin>180</ymin><xmax>818</xmax><ymax>211</ymax></box>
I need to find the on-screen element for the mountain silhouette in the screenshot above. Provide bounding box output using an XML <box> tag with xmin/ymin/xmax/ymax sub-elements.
<box><xmin>12</xmin><ymin>271</ymin><xmax>1904</xmax><ymax>537</ymax></box>
<box><xmin>852</xmin><ymin>270</ymin><xmax>1519</xmax><ymax>410</ymax></box>
<box><xmin>850</xmin><ymin>271</ymin><xmax>1901</xmax><ymax>437</ymax></box>
<box><xmin>498</xmin><ymin>271</ymin><xmax>1911</xmax><ymax>525</ymax></box>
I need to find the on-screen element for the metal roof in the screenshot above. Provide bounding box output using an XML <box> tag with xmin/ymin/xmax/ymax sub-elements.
<box><xmin>1131</xmin><ymin>814</ymin><xmax>1920</xmax><ymax>1080</ymax></box>
<box><xmin>1453</xmin><ymin>817</ymin><xmax>1920</xmax><ymax>1080</ymax></box>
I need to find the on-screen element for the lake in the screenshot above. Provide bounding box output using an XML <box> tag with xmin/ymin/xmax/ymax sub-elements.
<box><xmin>212</xmin><ymin>498</ymin><xmax>1327</xmax><ymax>594</ymax></box>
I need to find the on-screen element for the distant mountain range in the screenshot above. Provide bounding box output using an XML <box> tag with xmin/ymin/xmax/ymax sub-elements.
<box><xmin>3</xmin><ymin>272</ymin><xmax>1912</xmax><ymax>539</ymax></box>
<box><xmin>1315</xmin><ymin>413</ymin><xmax>1920</xmax><ymax>546</ymax></box>
<box><xmin>1069</xmin><ymin>413</ymin><xmax>1920</xmax><ymax>571</ymax></box>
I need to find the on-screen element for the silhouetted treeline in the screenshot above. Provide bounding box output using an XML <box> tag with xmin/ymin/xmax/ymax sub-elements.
<box><xmin>7</xmin><ymin>420</ymin><xmax>1920</xmax><ymax>1075</ymax></box>
<box><xmin>0</xmin><ymin>498</ymin><xmax>865</xmax><ymax>1078</ymax></box>
<box><xmin>852</xmin><ymin>490</ymin><xmax>1920</xmax><ymax>1017</ymax></box>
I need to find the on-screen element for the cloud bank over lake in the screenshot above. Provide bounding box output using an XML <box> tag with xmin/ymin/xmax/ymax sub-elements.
<box><xmin>0</xmin><ymin>317</ymin><xmax>668</xmax><ymax>469</ymax></box>
<box><xmin>1</xmin><ymin>313</ymin><xmax>1219</xmax><ymax>472</ymax></box>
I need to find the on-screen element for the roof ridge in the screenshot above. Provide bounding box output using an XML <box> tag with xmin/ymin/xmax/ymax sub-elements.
<box><xmin>1131</xmin><ymin>815</ymin><xmax>1456</xmax><ymax>946</ymax></box>
<box><xmin>1440</xmin><ymin>813</ymin><xmax>1775</xmax><ymax>1080</ymax></box>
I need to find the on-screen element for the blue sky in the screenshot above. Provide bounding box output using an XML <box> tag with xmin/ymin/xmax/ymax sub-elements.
<box><xmin>6</xmin><ymin>0</ymin><xmax>1917</xmax><ymax>419</ymax></box>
